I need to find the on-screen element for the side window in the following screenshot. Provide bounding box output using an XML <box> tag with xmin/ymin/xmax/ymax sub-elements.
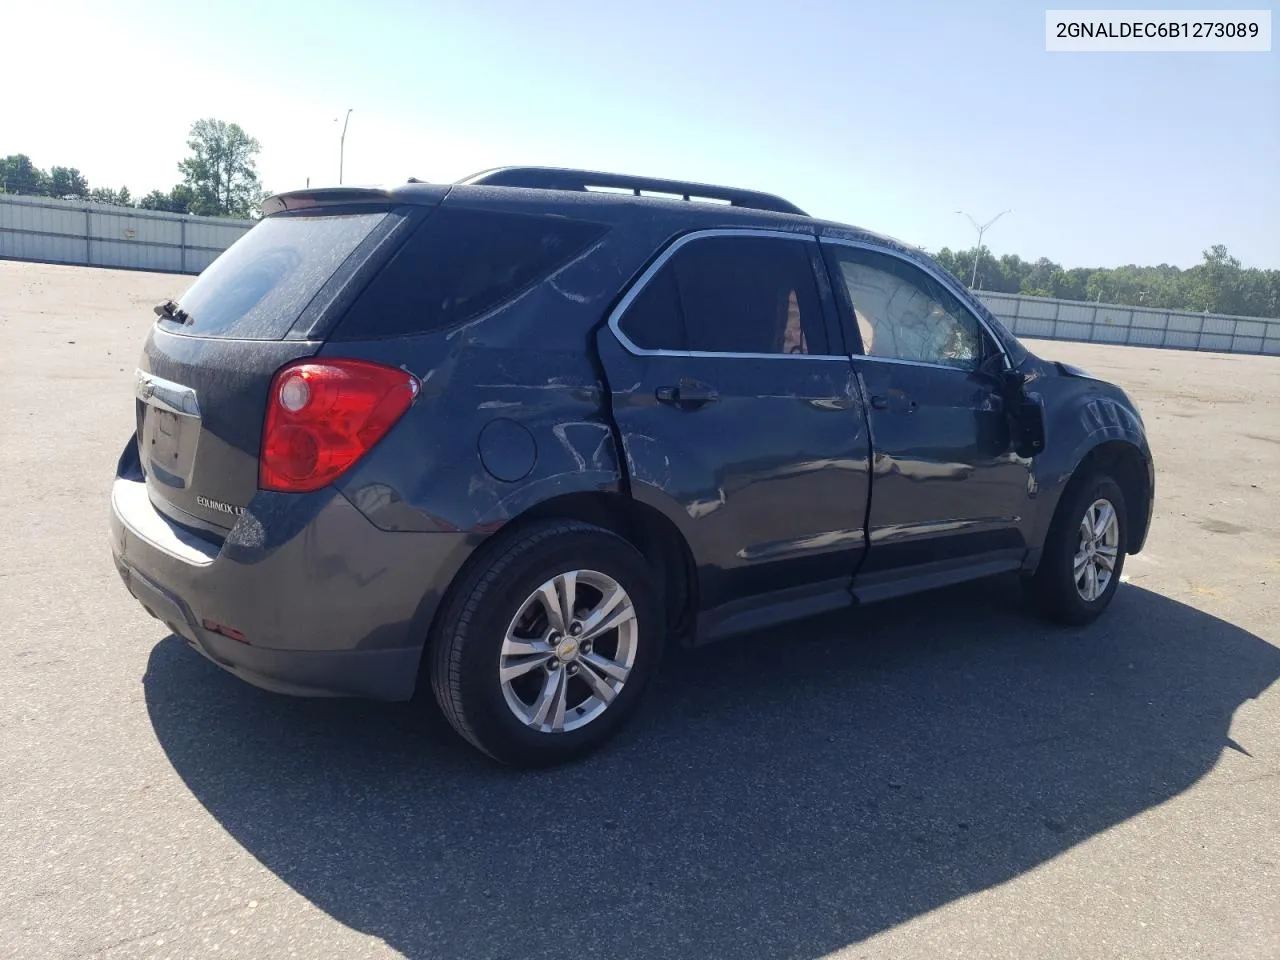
<box><xmin>617</xmin><ymin>263</ymin><xmax>685</xmax><ymax>351</ymax></box>
<box><xmin>674</xmin><ymin>236</ymin><xmax>827</xmax><ymax>355</ymax></box>
<box><xmin>832</xmin><ymin>248</ymin><xmax>988</xmax><ymax>370</ymax></box>
<box><xmin>332</xmin><ymin>206</ymin><xmax>607</xmax><ymax>339</ymax></box>
<box><xmin>617</xmin><ymin>235</ymin><xmax>828</xmax><ymax>356</ymax></box>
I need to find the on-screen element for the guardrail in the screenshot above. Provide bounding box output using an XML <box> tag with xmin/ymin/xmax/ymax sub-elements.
<box><xmin>0</xmin><ymin>193</ymin><xmax>253</xmax><ymax>274</ymax></box>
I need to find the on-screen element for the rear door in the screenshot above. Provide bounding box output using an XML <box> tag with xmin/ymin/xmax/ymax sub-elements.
<box><xmin>595</xmin><ymin>230</ymin><xmax>872</xmax><ymax>622</ymax></box>
<box><xmin>821</xmin><ymin>240</ymin><xmax>1033</xmax><ymax>597</ymax></box>
<box><xmin>136</xmin><ymin>207</ymin><xmax>407</xmax><ymax>535</ymax></box>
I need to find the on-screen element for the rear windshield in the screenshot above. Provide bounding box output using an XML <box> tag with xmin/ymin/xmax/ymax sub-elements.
<box><xmin>170</xmin><ymin>212</ymin><xmax>388</xmax><ymax>339</ymax></box>
<box><xmin>329</xmin><ymin>206</ymin><xmax>607</xmax><ymax>340</ymax></box>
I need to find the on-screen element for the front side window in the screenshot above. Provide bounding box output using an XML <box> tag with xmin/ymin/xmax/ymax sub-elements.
<box><xmin>617</xmin><ymin>234</ymin><xmax>828</xmax><ymax>356</ymax></box>
<box><xmin>831</xmin><ymin>247</ymin><xmax>988</xmax><ymax>370</ymax></box>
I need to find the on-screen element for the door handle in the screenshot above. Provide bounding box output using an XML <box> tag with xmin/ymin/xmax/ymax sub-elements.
<box><xmin>868</xmin><ymin>394</ymin><xmax>917</xmax><ymax>412</ymax></box>
<box><xmin>656</xmin><ymin>378</ymin><xmax>719</xmax><ymax>409</ymax></box>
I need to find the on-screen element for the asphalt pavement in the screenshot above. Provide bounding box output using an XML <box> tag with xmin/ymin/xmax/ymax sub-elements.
<box><xmin>1</xmin><ymin>260</ymin><xmax>1277</xmax><ymax>959</ymax></box>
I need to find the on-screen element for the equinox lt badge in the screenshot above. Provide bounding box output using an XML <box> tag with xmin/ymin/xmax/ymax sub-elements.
<box><xmin>196</xmin><ymin>496</ymin><xmax>244</xmax><ymax>516</ymax></box>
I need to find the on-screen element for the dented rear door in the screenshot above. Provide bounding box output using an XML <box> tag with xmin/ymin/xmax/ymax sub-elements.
<box><xmin>594</xmin><ymin>230</ymin><xmax>871</xmax><ymax>614</ymax></box>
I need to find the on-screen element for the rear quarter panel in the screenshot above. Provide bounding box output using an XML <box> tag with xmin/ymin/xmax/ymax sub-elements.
<box><xmin>326</xmin><ymin>286</ymin><xmax>624</xmax><ymax>536</ymax></box>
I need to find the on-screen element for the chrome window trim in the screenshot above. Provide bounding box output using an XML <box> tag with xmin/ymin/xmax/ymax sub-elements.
<box><xmin>849</xmin><ymin>354</ymin><xmax>988</xmax><ymax>373</ymax></box>
<box><xmin>606</xmin><ymin>228</ymin><xmax>850</xmax><ymax>362</ymax></box>
<box><xmin>820</xmin><ymin>237</ymin><xmax>1012</xmax><ymax>371</ymax></box>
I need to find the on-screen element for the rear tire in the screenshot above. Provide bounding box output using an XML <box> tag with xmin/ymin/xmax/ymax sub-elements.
<box><xmin>430</xmin><ymin>520</ymin><xmax>663</xmax><ymax>767</ymax></box>
<box><xmin>1025</xmin><ymin>473</ymin><xmax>1128</xmax><ymax>626</ymax></box>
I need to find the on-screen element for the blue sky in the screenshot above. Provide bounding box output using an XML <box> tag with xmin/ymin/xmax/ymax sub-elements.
<box><xmin>4</xmin><ymin>0</ymin><xmax>1276</xmax><ymax>267</ymax></box>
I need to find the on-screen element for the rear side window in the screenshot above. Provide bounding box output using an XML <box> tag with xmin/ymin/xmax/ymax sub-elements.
<box><xmin>617</xmin><ymin>265</ymin><xmax>686</xmax><ymax>351</ymax></box>
<box><xmin>617</xmin><ymin>235</ymin><xmax>829</xmax><ymax>356</ymax></box>
<box><xmin>172</xmin><ymin>212</ymin><xmax>388</xmax><ymax>339</ymax></box>
<box><xmin>332</xmin><ymin>207</ymin><xmax>608</xmax><ymax>339</ymax></box>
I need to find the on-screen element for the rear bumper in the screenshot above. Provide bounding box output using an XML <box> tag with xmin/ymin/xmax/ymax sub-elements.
<box><xmin>110</xmin><ymin>461</ymin><xmax>476</xmax><ymax>700</ymax></box>
<box><xmin>116</xmin><ymin>557</ymin><xmax>424</xmax><ymax>698</ymax></box>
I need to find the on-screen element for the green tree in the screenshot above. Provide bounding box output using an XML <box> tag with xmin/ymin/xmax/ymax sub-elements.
<box><xmin>1185</xmin><ymin>244</ymin><xmax>1244</xmax><ymax>314</ymax></box>
<box><xmin>138</xmin><ymin>185</ymin><xmax>196</xmax><ymax>214</ymax></box>
<box><xmin>1020</xmin><ymin>257</ymin><xmax>1066</xmax><ymax>298</ymax></box>
<box><xmin>932</xmin><ymin>247</ymin><xmax>966</xmax><ymax>284</ymax></box>
<box><xmin>177</xmin><ymin>118</ymin><xmax>264</xmax><ymax>217</ymax></box>
<box><xmin>88</xmin><ymin>186</ymin><xmax>133</xmax><ymax>206</ymax></box>
<box><xmin>49</xmin><ymin>166</ymin><xmax>89</xmax><ymax>198</ymax></box>
<box><xmin>138</xmin><ymin>189</ymin><xmax>171</xmax><ymax>211</ymax></box>
<box><xmin>962</xmin><ymin>247</ymin><xmax>1004</xmax><ymax>290</ymax></box>
<box><xmin>168</xmin><ymin>184</ymin><xmax>196</xmax><ymax>214</ymax></box>
<box><xmin>0</xmin><ymin>154</ymin><xmax>50</xmax><ymax>195</ymax></box>
<box><xmin>932</xmin><ymin>242</ymin><xmax>1279</xmax><ymax>319</ymax></box>
<box><xmin>995</xmin><ymin>253</ymin><xmax>1030</xmax><ymax>293</ymax></box>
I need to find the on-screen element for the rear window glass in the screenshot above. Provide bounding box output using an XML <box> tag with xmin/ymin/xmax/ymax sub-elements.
<box><xmin>170</xmin><ymin>212</ymin><xmax>388</xmax><ymax>339</ymax></box>
<box><xmin>331</xmin><ymin>206</ymin><xmax>608</xmax><ymax>339</ymax></box>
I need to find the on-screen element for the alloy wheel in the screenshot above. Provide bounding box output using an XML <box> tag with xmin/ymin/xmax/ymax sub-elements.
<box><xmin>1074</xmin><ymin>497</ymin><xmax>1120</xmax><ymax>602</ymax></box>
<box><xmin>498</xmin><ymin>569</ymin><xmax>638</xmax><ymax>733</ymax></box>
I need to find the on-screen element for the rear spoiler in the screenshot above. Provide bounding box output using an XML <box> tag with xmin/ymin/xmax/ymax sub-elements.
<box><xmin>262</xmin><ymin>184</ymin><xmax>450</xmax><ymax>216</ymax></box>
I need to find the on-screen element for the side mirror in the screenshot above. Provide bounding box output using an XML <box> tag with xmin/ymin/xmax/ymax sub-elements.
<box><xmin>1014</xmin><ymin>395</ymin><xmax>1046</xmax><ymax>458</ymax></box>
<box><xmin>976</xmin><ymin>352</ymin><xmax>1026</xmax><ymax>394</ymax></box>
<box><xmin>975</xmin><ymin>352</ymin><xmax>1005</xmax><ymax>381</ymax></box>
<box><xmin>1001</xmin><ymin>367</ymin><xmax>1029</xmax><ymax>395</ymax></box>
<box><xmin>976</xmin><ymin>355</ymin><xmax>1043</xmax><ymax>457</ymax></box>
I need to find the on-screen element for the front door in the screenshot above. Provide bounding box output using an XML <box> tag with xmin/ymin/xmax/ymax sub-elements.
<box><xmin>821</xmin><ymin>240</ymin><xmax>1033</xmax><ymax>598</ymax></box>
<box><xmin>595</xmin><ymin>230</ymin><xmax>872</xmax><ymax>622</ymax></box>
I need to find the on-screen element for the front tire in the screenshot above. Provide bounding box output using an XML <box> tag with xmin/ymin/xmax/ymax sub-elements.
<box><xmin>1026</xmin><ymin>474</ymin><xmax>1128</xmax><ymax>626</ymax></box>
<box><xmin>430</xmin><ymin>520</ymin><xmax>663</xmax><ymax>767</ymax></box>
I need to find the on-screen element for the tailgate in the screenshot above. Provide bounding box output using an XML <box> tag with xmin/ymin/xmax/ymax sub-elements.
<box><xmin>135</xmin><ymin>206</ymin><xmax>407</xmax><ymax>533</ymax></box>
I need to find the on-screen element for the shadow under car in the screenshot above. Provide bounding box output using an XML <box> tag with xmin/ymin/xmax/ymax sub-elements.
<box><xmin>144</xmin><ymin>578</ymin><xmax>1280</xmax><ymax>960</ymax></box>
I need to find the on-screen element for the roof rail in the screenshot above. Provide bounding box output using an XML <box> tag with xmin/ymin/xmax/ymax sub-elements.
<box><xmin>458</xmin><ymin>166</ymin><xmax>807</xmax><ymax>216</ymax></box>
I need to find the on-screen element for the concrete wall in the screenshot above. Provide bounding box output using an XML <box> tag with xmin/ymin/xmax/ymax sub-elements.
<box><xmin>0</xmin><ymin>194</ymin><xmax>253</xmax><ymax>274</ymax></box>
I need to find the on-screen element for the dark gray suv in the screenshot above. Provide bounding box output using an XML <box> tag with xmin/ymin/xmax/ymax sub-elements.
<box><xmin>110</xmin><ymin>167</ymin><xmax>1155</xmax><ymax>766</ymax></box>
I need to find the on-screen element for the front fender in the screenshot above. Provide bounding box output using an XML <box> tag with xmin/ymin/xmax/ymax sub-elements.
<box><xmin>1055</xmin><ymin>394</ymin><xmax>1150</xmax><ymax>488</ymax></box>
<box><xmin>1029</xmin><ymin>382</ymin><xmax>1153</xmax><ymax>558</ymax></box>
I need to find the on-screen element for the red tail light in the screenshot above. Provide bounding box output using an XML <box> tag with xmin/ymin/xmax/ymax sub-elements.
<box><xmin>260</xmin><ymin>358</ymin><xmax>419</xmax><ymax>493</ymax></box>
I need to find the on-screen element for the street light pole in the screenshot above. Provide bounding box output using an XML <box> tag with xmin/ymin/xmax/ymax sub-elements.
<box><xmin>338</xmin><ymin>108</ymin><xmax>353</xmax><ymax>185</ymax></box>
<box><xmin>956</xmin><ymin>209</ymin><xmax>1011</xmax><ymax>288</ymax></box>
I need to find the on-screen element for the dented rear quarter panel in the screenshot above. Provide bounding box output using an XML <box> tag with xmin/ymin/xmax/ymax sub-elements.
<box><xmin>328</xmin><ymin>187</ymin><xmax>824</xmax><ymax>541</ymax></box>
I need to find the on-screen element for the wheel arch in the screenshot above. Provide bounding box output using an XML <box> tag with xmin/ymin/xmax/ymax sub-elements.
<box><xmin>514</xmin><ymin>492</ymin><xmax>699</xmax><ymax>641</ymax></box>
<box><xmin>1053</xmin><ymin>439</ymin><xmax>1153</xmax><ymax>555</ymax></box>
<box><xmin>417</xmin><ymin>491</ymin><xmax>699</xmax><ymax>694</ymax></box>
